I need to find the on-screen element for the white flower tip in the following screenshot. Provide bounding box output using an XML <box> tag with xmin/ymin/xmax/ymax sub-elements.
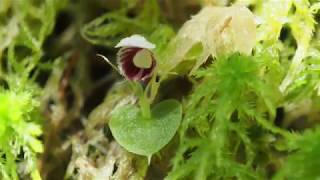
<box><xmin>115</xmin><ymin>34</ymin><xmax>156</xmax><ymax>49</ymax></box>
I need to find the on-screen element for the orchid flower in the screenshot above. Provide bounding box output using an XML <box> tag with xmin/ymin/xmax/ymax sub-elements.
<box><xmin>116</xmin><ymin>35</ymin><xmax>156</xmax><ymax>81</ymax></box>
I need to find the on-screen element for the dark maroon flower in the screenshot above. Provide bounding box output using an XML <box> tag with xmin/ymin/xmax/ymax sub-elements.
<box><xmin>115</xmin><ymin>35</ymin><xmax>156</xmax><ymax>81</ymax></box>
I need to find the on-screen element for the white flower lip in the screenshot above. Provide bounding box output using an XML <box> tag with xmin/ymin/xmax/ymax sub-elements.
<box><xmin>115</xmin><ymin>34</ymin><xmax>156</xmax><ymax>49</ymax></box>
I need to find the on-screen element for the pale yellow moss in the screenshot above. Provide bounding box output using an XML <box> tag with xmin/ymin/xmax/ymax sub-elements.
<box><xmin>160</xmin><ymin>6</ymin><xmax>256</xmax><ymax>75</ymax></box>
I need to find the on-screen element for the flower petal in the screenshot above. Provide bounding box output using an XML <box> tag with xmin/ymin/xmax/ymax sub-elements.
<box><xmin>133</xmin><ymin>49</ymin><xmax>153</xmax><ymax>68</ymax></box>
<box><xmin>115</xmin><ymin>34</ymin><xmax>156</xmax><ymax>49</ymax></box>
<box><xmin>117</xmin><ymin>47</ymin><xmax>156</xmax><ymax>81</ymax></box>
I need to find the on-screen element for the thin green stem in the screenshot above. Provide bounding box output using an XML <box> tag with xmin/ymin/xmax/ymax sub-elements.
<box><xmin>130</xmin><ymin>82</ymin><xmax>151</xmax><ymax>119</ymax></box>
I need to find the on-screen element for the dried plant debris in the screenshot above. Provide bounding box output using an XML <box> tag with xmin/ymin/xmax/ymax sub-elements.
<box><xmin>0</xmin><ymin>0</ymin><xmax>320</xmax><ymax>180</ymax></box>
<box><xmin>65</xmin><ymin>131</ymin><xmax>143</xmax><ymax>180</ymax></box>
<box><xmin>158</xmin><ymin>6</ymin><xmax>256</xmax><ymax>75</ymax></box>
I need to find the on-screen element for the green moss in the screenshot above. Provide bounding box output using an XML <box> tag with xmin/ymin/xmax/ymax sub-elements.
<box><xmin>0</xmin><ymin>90</ymin><xmax>42</xmax><ymax>180</ymax></box>
<box><xmin>0</xmin><ymin>0</ymin><xmax>319</xmax><ymax>179</ymax></box>
<box><xmin>80</xmin><ymin>0</ymin><xmax>320</xmax><ymax>179</ymax></box>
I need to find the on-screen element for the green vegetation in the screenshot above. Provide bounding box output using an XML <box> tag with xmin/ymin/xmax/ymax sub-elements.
<box><xmin>0</xmin><ymin>0</ymin><xmax>64</xmax><ymax>179</ymax></box>
<box><xmin>0</xmin><ymin>0</ymin><xmax>319</xmax><ymax>179</ymax></box>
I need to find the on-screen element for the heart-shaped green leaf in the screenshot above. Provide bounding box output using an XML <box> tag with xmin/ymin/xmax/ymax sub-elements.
<box><xmin>109</xmin><ymin>99</ymin><xmax>182</xmax><ymax>157</ymax></box>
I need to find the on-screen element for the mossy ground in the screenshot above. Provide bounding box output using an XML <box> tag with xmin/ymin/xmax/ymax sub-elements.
<box><xmin>0</xmin><ymin>0</ymin><xmax>320</xmax><ymax>179</ymax></box>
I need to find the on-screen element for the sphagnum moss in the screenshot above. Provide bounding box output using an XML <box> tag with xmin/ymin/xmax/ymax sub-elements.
<box><xmin>1</xmin><ymin>0</ymin><xmax>320</xmax><ymax>179</ymax></box>
<box><xmin>77</xmin><ymin>0</ymin><xmax>320</xmax><ymax>179</ymax></box>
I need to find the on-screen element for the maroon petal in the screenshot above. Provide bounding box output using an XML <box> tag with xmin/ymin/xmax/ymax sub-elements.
<box><xmin>117</xmin><ymin>47</ymin><xmax>156</xmax><ymax>81</ymax></box>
